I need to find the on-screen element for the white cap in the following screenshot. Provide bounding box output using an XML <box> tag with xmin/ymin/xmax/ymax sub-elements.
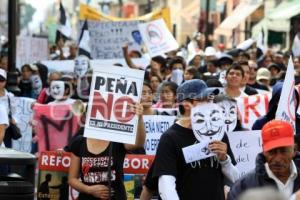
<box><xmin>0</xmin><ymin>68</ymin><xmax>7</xmax><ymax>80</ymax></box>
<box><xmin>256</xmin><ymin>68</ymin><xmax>271</xmax><ymax>81</ymax></box>
<box><xmin>204</xmin><ymin>46</ymin><xmax>216</xmax><ymax>57</ymax></box>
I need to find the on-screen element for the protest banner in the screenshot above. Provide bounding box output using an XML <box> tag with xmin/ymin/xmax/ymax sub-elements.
<box><xmin>276</xmin><ymin>57</ymin><xmax>296</xmax><ymax>130</ymax></box>
<box><xmin>33</xmin><ymin>104</ymin><xmax>80</xmax><ymax>152</ymax></box>
<box><xmin>79</xmin><ymin>3</ymin><xmax>172</xmax><ymax>30</ymax></box>
<box><xmin>38</xmin><ymin>151</ymin><xmax>78</xmax><ymax>200</ymax></box>
<box><xmin>12</xmin><ymin>97</ymin><xmax>35</xmax><ymax>153</ymax></box>
<box><xmin>41</xmin><ymin>60</ymin><xmax>74</xmax><ymax>73</ymax></box>
<box><xmin>16</xmin><ymin>36</ymin><xmax>48</xmax><ymax>69</ymax></box>
<box><xmin>84</xmin><ymin>64</ymin><xmax>144</xmax><ymax>144</ymax></box>
<box><xmin>87</xmin><ymin>20</ymin><xmax>142</xmax><ymax>59</ymax></box>
<box><xmin>138</xmin><ymin>19</ymin><xmax>179</xmax><ymax>57</ymax></box>
<box><xmin>227</xmin><ymin>130</ymin><xmax>262</xmax><ymax>178</ymax></box>
<box><xmin>143</xmin><ymin>115</ymin><xmax>176</xmax><ymax>155</ymax></box>
<box><xmin>237</xmin><ymin>93</ymin><xmax>271</xmax><ymax>130</ymax></box>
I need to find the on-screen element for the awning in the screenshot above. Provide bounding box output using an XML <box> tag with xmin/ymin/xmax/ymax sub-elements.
<box><xmin>214</xmin><ymin>0</ymin><xmax>263</xmax><ymax>36</ymax></box>
<box><xmin>268</xmin><ymin>0</ymin><xmax>300</xmax><ymax>20</ymax></box>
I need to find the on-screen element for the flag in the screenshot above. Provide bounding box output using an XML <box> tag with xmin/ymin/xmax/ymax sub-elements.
<box><xmin>275</xmin><ymin>56</ymin><xmax>296</xmax><ymax>131</ymax></box>
<box><xmin>78</xmin><ymin>20</ymin><xmax>91</xmax><ymax>58</ymax></box>
<box><xmin>292</xmin><ymin>33</ymin><xmax>300</xmax><ymax>57</ymax></box>
<box><xmin>55</xmin><ymin>2</ymin><xmax>72</xmax><ymax>44</ymax></box>
<box><xmin>257</xmin><ymin>28</ymin><xmax>266</xmax><ymax>53</ymax></box>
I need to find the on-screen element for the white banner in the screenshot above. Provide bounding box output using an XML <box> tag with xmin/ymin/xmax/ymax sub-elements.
<box><xmin>276</xmin><ymin>57</ymin><xmax>296</xmax><ymax>131</ymax></box>
<box><xmin>143</xmin><ymin>115</ymin><xmax>176</xmax><ymax>155</ymax></box>
<box><xmin>84</xmin><ymin>64</ymin><xmax>145</xmax><ymax>144</ymax></box>
<box><xmin>227</xmin><ymin>130</ymin><xmax>262</xmax><ymax>178</ymax></box>
<box><xmin>16</xmin><ymin>36</ymin><xmax>48</xmax><ymax>69</ymax></box>
<box><xmin>12</xmin><ymin>97</ymin><xmax>35</xmax><ymax>153</ymax></box>
<box><xmin>41</xmin><ymin>58</ymin><xmax>150</xmax><ymax>73</ymax></box>
<box><xmin>138</xmin><ymin>19</ymin><xmax>179</xmax><ymax>57</ymax></box>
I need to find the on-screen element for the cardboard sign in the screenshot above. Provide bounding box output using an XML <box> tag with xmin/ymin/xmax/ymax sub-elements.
<box><xmin>138</xmin><ymin>19</ymin><xmax>179</xmax><ymax>57</ymax></box>
<box><xmin>38</xmin><ymin>151</ymin><xmax>78</xmax><ymax>200</ymax></box>
<box><xmin>84</xmin><ymin>65</ymin><xmax>144</xmax><ymax>144</ymax></box>
<box><xmin>87</xmin><ymin>20</ymin><xmax>142</xmax><ymax>59</ymax></box>
<box><xmin>276</xmin><ymin>57</ymin><xmax>296</xmax><ymax>130</ymax></box>
<box><xmin>33</xmin><ymin>104</ymin><xmax>80</xmax><ymax>152</ymax></box>
<box><xmin>227</xmin><ymin>130</ymin><xmax>262</xmax><ymax>178</ymax></box>
<box><xmin>12</xmin><ymin>97</ymin><xmax>35</xmax><ymax>153</ymax></box>
<box><xmin>16</xmin><ymin>36</ymin><xmax>48</xmax><ymax>69</ymax></box>
<box><xmin>143</xmin><ymin>115</ymin><xmax>176</xmax><ymax>155</ymax></box>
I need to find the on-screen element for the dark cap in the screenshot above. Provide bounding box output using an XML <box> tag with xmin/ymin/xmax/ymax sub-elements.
<box><xmin>176</xmin><ymin>79</ymin><xmax>219</xmax><ymax>102</ymax></box>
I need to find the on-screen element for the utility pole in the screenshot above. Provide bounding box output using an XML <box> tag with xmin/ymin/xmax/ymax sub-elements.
<box><xmin>204</xmin><ymin>0</ymin><xmax>210</xmax><ymax>47</ymax></box>
<box><xmin>7</xmin><ymin>0</ymin><xmax>20</xmax><ymax>95</ymax></box>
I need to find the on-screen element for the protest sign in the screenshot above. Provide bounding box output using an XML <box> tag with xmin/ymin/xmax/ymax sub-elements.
<box><xmin>38</xmin><ymin>151</ymin><xmax>78</xmax><ymax>200</ymax></box>
<box><xmin>12</xmin><ymin>97</ymin><xmax>35</xmax><ymax>153</ymax></box>
<box><xmin>33</xmin><ymin>104</ymin><xmax>80</xmax><ymax>152</ymax></box>
<box><xmin>276</xmin><ymin>57</ymin><xmax>296</xmax><ymax>130</ymax></box>
<box><xmin>87</xmin><ymin>20</ymin><xmax>142</xmax><ymax>59</ymax></box>
<box><xmin>16</xmin><ymin>36</ymin><xmax>48</xmax><ymax>69</ymax></box>
<box><xmin>237</xmin><ymin>93</ymin><xmax>271</xmax><ymax>130</ymax></box>
<box><xmin>79</xmin><ymin>4</ymin><xmax>172</xmax><ymax>30</ymax></box>
<box><xmin>138</xmin><ymin>19</ymin><xmax>179</xmax><ymax>57</ymax></box>
<box><xmin>143</xmin><ymin>115</ymin><xmax>176</xmax><ymax>155</ymax></box>
<box><xmin>84</xmin><ymin>65</ymin><xmax>144</xmax><ymax>144</ymax></box>
<box><xmin>227</xmin><ymin>130</ymin><xmax>262</xmax><ymax>178</ymax></box>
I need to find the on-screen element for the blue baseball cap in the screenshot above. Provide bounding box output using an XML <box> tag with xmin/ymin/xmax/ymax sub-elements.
<box><xmin>176</xmin><ymin>79</ymin><xmax>219</xmax><ymax>102</ymax></box>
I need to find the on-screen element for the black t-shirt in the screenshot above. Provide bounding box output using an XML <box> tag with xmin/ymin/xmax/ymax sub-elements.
<box><xmin>70</xmin><ymin>136</ymin><xmax>127</xmax><ymax>200</ymax></box>
<box><xmin>152</xmin><ymin>123</ymin><xmax>236</xmax><ymax>200</ymax></box>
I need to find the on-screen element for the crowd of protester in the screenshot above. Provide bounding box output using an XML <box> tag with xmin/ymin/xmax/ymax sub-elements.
<box><xmin>1</xmin><ymin>32</ymin><xmax>300</xmax><ymax>200</ymax></box>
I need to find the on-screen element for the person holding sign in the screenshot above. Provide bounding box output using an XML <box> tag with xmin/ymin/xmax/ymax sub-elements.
<box><xmin>152</xmin><ymin>79</ymin><xmax>238</xmax><ymax>200</ymax></box>
<box><xmin>228</xmin><ymin>120</ymin><xmax>300</xmax><ymax>200</ymax></box>
<box><xmin>68</xmin><ymin>103</ymin><xmax>145</xmax><ymax>200</ymax></box>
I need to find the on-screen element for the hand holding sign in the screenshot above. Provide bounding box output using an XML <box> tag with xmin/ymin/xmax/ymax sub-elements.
<box><xmin>208</xmin><ymin>141</ymin><xmax>227</xmax><ymax>161</ymax></box>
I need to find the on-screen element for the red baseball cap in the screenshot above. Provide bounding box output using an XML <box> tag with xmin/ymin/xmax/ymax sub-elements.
<box><xmin>261</xmin><ymin>120</ymin><xmax>294</xmax><ymax>152</ymax></box>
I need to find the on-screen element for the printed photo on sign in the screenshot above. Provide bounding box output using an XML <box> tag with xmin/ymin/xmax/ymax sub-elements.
<box><xmin>138</xmin><ymin>19</ymin><xmax>179</xmax><ymax>57</ymax></box>
<box><xmin>85</xmin><ymin>64</ymin><xmax>144</xmax><ymax>144</ymax></box>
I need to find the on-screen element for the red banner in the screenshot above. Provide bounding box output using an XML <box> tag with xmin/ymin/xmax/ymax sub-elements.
<box><xmin>123</xmin><ymin>154</ymin><xmax>155</xmax><ymax>174</ymax></box>
<box><xmin>39</xmin><ymin>151</ymin><xmax>71</xmax><ymax>172</ymax></box>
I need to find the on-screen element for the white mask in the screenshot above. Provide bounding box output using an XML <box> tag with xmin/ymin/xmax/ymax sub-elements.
<box><xmin>191</xmin><ymin>103</ymin><xmax>225</xmax><ymax>143</ymax></box>
<box><xmin>171</xmin><ymin>69</ymin><xmax>183</xmax><ymax>85</ymax></box>
<box><xmin>74</xmin><ymin>56</ymin><xmax>89</xmax><ymax>77</ymax></box>
<box><xmin>50</xmin><ymin>81</ymin><xmax>65</xmax><ymax>100</ymax></box>
<box><xmin>217</xmin><ymin>100</ymin><xmax>238</xmax><ymax>133</ymax></box>
<box><xmin>31</xmin><ymin>75</ymin><xmax>42</xmax><ymax>96</ymax></box>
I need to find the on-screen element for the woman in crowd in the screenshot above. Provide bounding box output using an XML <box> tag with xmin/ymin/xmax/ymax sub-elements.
<box><xmin>68</xmin><ymin>103</ymin><xmax>145</xmax><ymax>200</ymax></box>
<box><xmin>184</xmin><ymin>66</ymin><xmax>200</xmax><ymax>81</ymax></box>
<box><xmin>19</xmin><ymin>64</ymin><xmax>34</xmax><ymax>98</ymax></box>
<box><xmin>0</xmin><ymin>69</ymin><xmax>18</xmax><ymax>148</ymax></box>
<box><xmin>152</xmin><ymin>81</ymin><xmax>178</xmax><ymax>109</ymax></box>
<box><xmin>150</xmin><ymin>74</ymin><xmax>162</xmax><ymax>104</ymax></box>
<box><xmin>37</xmin><ymin>71</ymin><xmax>62</xmax><ymax>104</ymax></box>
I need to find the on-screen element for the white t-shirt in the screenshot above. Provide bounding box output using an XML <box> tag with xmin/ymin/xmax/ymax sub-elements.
<box><xmin>0</xmin><ymin>104</ymin><xmax>9</xmax><ymax>126</ymax></box>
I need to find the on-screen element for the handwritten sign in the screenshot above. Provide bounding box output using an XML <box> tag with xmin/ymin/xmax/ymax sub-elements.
<box><xmin>33</xmin><ymin>104</ymin><xmax>80</xmax><ymax>152</ymax></box>
<box><xmin>237</xmin><ymin>93</ymin><xmax>271</xmax><ymax>130</ymax></box>
<box><xmin>143</xmin><ymin>115</ymin><xmax>176</xmax><ymax>155</ymax></box>
<box><xmin>12</xmin><ymin>97</ymin><xmax>35</xmax><ymax>153</ymax></box>
<box><xmin>85</xmin><ymin>64</ymin><xmax>144</xmax><ymax>144</ymax></box>
<box><xmin>227</xmin><ymin>130</ymin><xmax>262</xmax><ymax>178</ymax></box>
<box><xmin>87</xmin><ymin>20</ymin><xmax>142</xmax><ymax>59</ymax></box>
<box><xmin>138</xmin><ymin>19</ymin><xmax>179</xmax><ymax>57</ymax></box>
<box><xmin>16</xmin><ymin>36</ymin><xmax>48</xmax><ymax>69</ymax></box>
